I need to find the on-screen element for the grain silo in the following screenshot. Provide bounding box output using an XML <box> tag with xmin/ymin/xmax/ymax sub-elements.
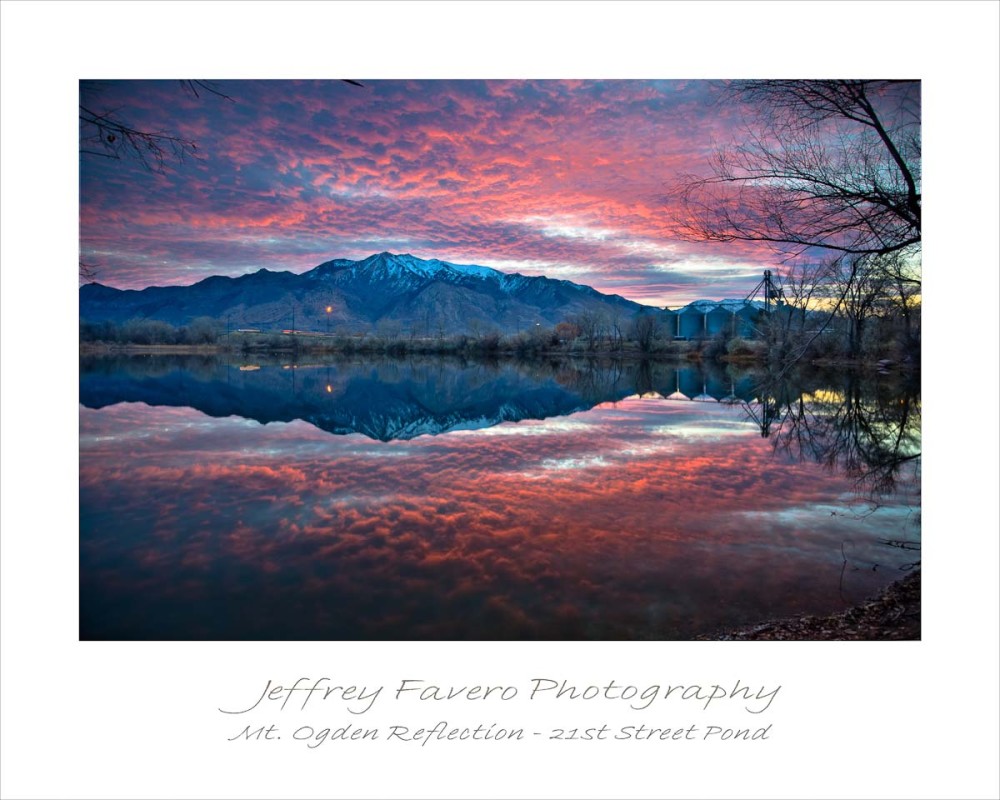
<box><xmin>676</xmin><ymin>304</ymin><xmax>708</xmax><ymax>339</ymax></box>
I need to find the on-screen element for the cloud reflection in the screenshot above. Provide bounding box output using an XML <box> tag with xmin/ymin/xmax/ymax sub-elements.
<box><xmin>80</xmin><ymin>396</ymin><xmax>919</xmax><ymax>640</ymax></box>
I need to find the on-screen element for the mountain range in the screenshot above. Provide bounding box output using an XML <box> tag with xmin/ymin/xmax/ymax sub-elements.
<box><xmin>80</xmin><ymin>252</ymin><xmax>651</xmax><ymax>335</ymax></box>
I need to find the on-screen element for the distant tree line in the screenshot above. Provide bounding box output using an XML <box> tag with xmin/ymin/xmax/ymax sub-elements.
<box><xmin>81</xmin><ymin>298</ymin><xmax>919</xmax><ymax>367</ymax></box>
<box><xmin>80</xmin><ymin>317</ymin><xmax>220</xmax><ymax>345</ymax></box>
<box><xmin>79</xmin><ymin>314</ymin><xmax>678</xmax><ymax>357</ymax></box>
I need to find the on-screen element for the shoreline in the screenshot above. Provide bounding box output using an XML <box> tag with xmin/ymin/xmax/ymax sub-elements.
<box><xmin>78</xmin><ymin>341</ymin><xmax>919</xmax><ymax>371</ymax></box>
<box><xmin>697</xmin><ymin>570</ymin><xmax>921</xmax><ymax>641</ymax></box>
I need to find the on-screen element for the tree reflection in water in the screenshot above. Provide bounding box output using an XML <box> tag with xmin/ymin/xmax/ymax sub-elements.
<box><xmin>747</xmin><ymin>369</ymin><xmax>921</xmax><ymax>575</ymax></box>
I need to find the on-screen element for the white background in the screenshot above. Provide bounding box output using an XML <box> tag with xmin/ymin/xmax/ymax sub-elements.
<box><xmin>2</xmin><ymin>2</ymin><xmax>998</xmax><ymax>798</ymax></box>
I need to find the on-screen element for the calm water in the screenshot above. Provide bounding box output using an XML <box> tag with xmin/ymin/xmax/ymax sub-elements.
<box><xmin>79</xmin><ymin>355</ymin><xmax>920</xmax><ymax>640</ymax></box>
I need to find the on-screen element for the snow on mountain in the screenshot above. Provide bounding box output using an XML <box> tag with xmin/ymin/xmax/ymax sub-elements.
<box><xmin>309</xmin><ymin>251</ymin><xmax>519</xmax><ymax>286</ymax></box>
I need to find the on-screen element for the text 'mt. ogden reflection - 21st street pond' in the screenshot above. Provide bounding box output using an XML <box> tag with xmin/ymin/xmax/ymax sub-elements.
<box><xmin>79</xmin><ymin>355</ymin><xmax>920</xmax><ymax>640</ymax></box>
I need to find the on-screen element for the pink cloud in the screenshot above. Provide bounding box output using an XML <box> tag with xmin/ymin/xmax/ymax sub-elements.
<box><xmin>80</xmin><ymin>80</ymin><xmax>779</xmax><ymax>304</ymax></box>
<box><xmin>80</xmin><ymin>398</ymin><xmax>919</xmax><ymax>639</ymax></box>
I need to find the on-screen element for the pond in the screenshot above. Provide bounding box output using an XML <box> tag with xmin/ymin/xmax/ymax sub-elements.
<box><xmin>79</xmin><ymin>354</ymin><xmax>921</xmax><ymax>640</ymax></box>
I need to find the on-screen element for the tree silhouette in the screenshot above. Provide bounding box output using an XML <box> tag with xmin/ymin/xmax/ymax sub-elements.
<box><xmin>79</xmin><ymin>80</ymin><xmax>233</xmax><ymax>282</ymax></box>
<box><xmin>79</xmin><ymin>80</ymin><xmax>233</xmax><ymax>172</ymax></box>
<box><xmin>677</xmin><ymin>80</ymin><xmax>921</xmax><ymax>363</ymax></box>
<box><xmin>678</xmin><ymin>80</ymin><xmax>920</xmax><ymax>264</ymax></box>
<box><xmin>79</xmin><ymin>80</ymin><xmax>363</xmax><ymax>282</ymax></box>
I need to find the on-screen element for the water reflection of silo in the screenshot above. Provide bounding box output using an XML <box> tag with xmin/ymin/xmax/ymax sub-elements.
<box><xmin>705</xmin><ymin>373</ymin><xmax>729</xmax><ymax>400</ymax></box>
<box><xmin>662</xmin><ymin>367</ymin><xmax>688</xmax><ymax>400</ymax></box>
<box><xmin>678</xmin><ymin>369</ymin><xmax>702</xmax><ymax>399</ymax></box>
<box><xmin>720</xmin><ymin>378</ymin><xmax>740</xmax><ymax>404</ymax></box>
<box><xmin>651</xmin><ymin>367</ymin><xmax>674</xmax><ymax>399</ymax></box>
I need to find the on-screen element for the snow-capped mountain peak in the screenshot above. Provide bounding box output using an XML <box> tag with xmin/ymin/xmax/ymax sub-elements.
<box><xmin>321</xmin><ymin>251</ymin><xmax>504</xmax><ymax>281</ymax></box>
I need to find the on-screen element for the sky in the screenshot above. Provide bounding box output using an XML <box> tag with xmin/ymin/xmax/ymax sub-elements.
<box><xmin>80</xmin><ymin>79</ymin><xmax>781</xmax><ymax>307</ymax></box>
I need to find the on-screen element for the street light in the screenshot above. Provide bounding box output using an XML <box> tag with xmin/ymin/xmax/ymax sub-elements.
<box><xmin>325</xmin><ymin>305</ymin><xmax>333</xmax><ymax>335</ymax></box>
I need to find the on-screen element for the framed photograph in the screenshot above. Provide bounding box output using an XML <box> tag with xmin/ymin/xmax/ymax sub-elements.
<box><xmin>2</xmin><ymin>2</ymin><xmax>997</xmax><ymax>799</ymax></box>
<box><xmin>77</xmin><ymin>77</ymin><xmax>922</xmax><ymax>644</ymax></box>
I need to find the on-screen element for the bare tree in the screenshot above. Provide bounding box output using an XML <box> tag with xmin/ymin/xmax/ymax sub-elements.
<box><xmin>678</xmin><ymin>81</ymin><xmax>921</xmax><ymax>364</ymax></box>
<box><xmin>780</xmin><ymin>261</ymin><xmax>825</xmax><ymax>331</ymax></box>
<box><xmin>79</xmin><ymin>81</ymin><xmax>235</xmax><ymax>171</ymax></box>
<box><xmin>759</xmin><ymin>260</ymin><xmax>827</xmax><ymax>360</ymax></box>
<box><xmin>828</xmin><ymin>257</ymin><xmax>891</xmax><ymax>359</ymax></box>
<box><xmin>876</xmin><ymin>250</ymin><xmax>921</xmax><ymax>348</ymax></box>
<box><xmin>79</xmin><ymin>259</ymin><xmax>100</xmax><ymax>283</ymax></box>
<box><xmin>572</xmin><ymin>309</ymin><xmax>603</xmax><ymax>351</ymax></box>
<box><xmin>79</xmin><ymin>80</ymin><xmax>233</xmax><ymax>281</ymax></box>
<box><xmin>609</xmin><ymin>308</ymin><xmax>625</xmax><ymax>351</ymax></box>
<box><xmin>678</xmin><ymin>80</ymin><xmax>921</xmax><ymax>266</ymax></box>
<box><xmin>79</xmin><ymin>80</ymin><xmax>363</xmax><ymax>281</ymax></box>
<box><xmin>80</xmin><ymin>103</ymin><xmax>199</xmax><ymax>170</ymax></box>
<box><xmin>630</xmin><ymin>314</ymin><xmax>660</xmax><ymax>354</ymax></box>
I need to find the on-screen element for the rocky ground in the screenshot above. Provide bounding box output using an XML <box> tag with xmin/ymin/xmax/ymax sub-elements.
<box><xmin>698</xmin><ymin>570</ymin><xmax>921</xmax><ymax>641</ymax></box>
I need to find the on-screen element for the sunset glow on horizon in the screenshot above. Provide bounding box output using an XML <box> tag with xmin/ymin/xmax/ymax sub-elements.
<box><xmin>80</xmin><ymin>79</ymin><xmax>779</xmax><ymax>307</ymax></box>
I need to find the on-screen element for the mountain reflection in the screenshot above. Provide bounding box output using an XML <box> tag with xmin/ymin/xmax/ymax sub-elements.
<box><xmin>79</xmin><ymin>355</ymin><xmax>763</xmax><ymax>442</ymax></box>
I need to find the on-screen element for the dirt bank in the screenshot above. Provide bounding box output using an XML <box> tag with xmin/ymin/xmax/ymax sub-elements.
<box><xmin>698</xmin><ymin>570</ymin><xmax>920</xmax><ymax>641</ymax></box>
